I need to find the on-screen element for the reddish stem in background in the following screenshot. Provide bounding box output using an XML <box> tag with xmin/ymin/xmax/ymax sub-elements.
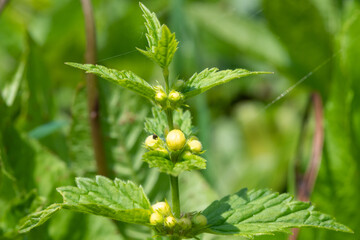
<box><xmin>80</xmin><ymin>0</ymin><xmax>108</xmax><ymax>176</ymax></box>
<box><xmin>0</xmin><ymin>0</ymin><xmax>10</xmax><ymax>14</ymax></box>
<box><xmin>290</xmin><ymin>93</ymin><xmax>324</xmax><ymax>240</ymax></box>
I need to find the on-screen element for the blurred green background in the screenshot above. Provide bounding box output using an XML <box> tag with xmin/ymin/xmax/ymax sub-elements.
<box><xmin>0</xmin><ymin>0</ymin><xmax>359</xmax><ymax>239</ymax></box>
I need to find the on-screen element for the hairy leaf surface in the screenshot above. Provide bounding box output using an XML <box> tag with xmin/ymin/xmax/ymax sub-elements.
<box><xmin>139</xmin><ymin>2</ymin><xmax>161</xmax><ymax>50</ymax></box>
<box><xmin>66</xmin><ymin>63</ymin><xmax>155</xmax><ymax>100</ymax></box>
<box><xmin>142</xmin><ymin>150</ymin><xmax>206</xmax><ymax>176</ymax></box>
<box><xmin>138</xmin><ymin>3</ymin><xmax>178</xmax><ymax>68</ymax></box>
<box><xmin>145</xmin><ymin>107</ymin><xmax>193</xmax><ymax>138</ymax></box>
<box><xmin>57</xmin><ymin>176</ymin><xmax>152</xmax><ymax>225</ymax></box>
<box><xmin>202</xmin><ymin>189</ymin><xmax>352</xmax><ymax>237</ymax></box>
<box><xmin>182</xmin><ymin>68</ymin><xmax>271</xmax><ymax>98</ymax></box>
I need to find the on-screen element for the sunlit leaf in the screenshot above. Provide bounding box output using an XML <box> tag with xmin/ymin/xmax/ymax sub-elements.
<box><xmin>66</xmin><ymin>63</ymin><xmax>155</xmax><ymax>101</ymax></box>
<box><xmin>139</xmin><ymin>2</ymin><xmax>161</xmax><ymax>50</ymax></box>
<box><xmin>145</xmin><ymin>107</ymin><xmax>193</xmax><ymax>138</ymax></box>
<box><xmin>138</xmin><ymin>3</ymin><xmax>178</xmax><ymax>68</ymax></box>
<box><xmin>57</xmin><ymin>176</ymin><xmax>152</xmax><ymax>225</ymax></box>
<box><xmin>182</xmin><ymin>68</ymin><xmax>271</xmax><ymax>98</ymax></box>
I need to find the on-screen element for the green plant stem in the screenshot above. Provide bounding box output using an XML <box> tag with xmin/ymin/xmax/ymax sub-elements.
<box><xmin>163</xmin><ymin>68</ymin><xmax>181</xmax><ymax>225</ymax></box>
<box><xmin>170</xmin><ymin>175</ymin><xmax>180</xmax><ymax>217</ymax></box>
<box><xmin>166</xmin><ymin>108</ymin><xmax>181</xmax><ymax>219</ymax></box>
<box><xmin>166</xmin><ymin>109</ymin><xmax>174</xmax><ymax>130</ymax></box>
<box><xmin>163</xmin><ymin>68</ymin><xmax>170</xmax><ymax>93</ymax></box>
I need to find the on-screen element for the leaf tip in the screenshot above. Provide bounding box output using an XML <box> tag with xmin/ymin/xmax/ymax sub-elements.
<box><xmin>64</xmin><ymin>62</ymin><xmax>75</xmax><ymax>66</ymax></box>
<box><xmin>139</xmin><ymin>2</ymin><xmax>149</xmax><ymax>13</ymax></box>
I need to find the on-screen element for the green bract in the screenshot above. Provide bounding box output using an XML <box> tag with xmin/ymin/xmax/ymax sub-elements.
<box><xmin>17</xmin><ymin>2</ymin><xmax>353</xmax><ymax>240</ymax></box>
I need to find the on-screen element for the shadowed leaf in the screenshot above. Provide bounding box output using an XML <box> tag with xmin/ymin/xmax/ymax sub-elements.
<box><xmin>201</xmin><ymin>189</ymin><xmax>353</xmax><ymax>238</ymax></box>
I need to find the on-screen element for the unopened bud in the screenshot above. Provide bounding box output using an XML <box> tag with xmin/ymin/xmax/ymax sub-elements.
<box><xmin>181</xmin><ymin>151</ymin><xmax>193</xmax><ymax>158</ymax></box>
<box><xmin>192</xmin><ymin>214</ymin><xmax>207</xmax><ymax>227</ymax></box>
<box><xmin>164</xmin><ymin>216</ymin><xmax>177</xmax><ymax>228</ymax></box>
<box><xmin>152</xmin><ymin>202</ymin><xmax>172</xmax><ymax>216</ymax></box>
<box><xmin>154</xmin><ymin>86</ymin><xmax>167</xmax><ymax>103</ymax></box>
<box><xmin>173</xmin><ymin>80</ymin><xmax>185</xmax><ymax>91</ymax></box>
<box><xmin>166</xmin><ymin>129</ymin><xmax>186</xmax><ymax>151</ymax></box>
<box><xmin>145</xmin><ymin>134</ymin><xmax>159</xmax><ymax>149</ymax></box>
<box><xmin>188</xmin><ymin>139</ymin><xmax>202</xmax><ymax>153</ymax></box>
<box><xmin>178</xmin><ymin>217</ymin><xmax>192</xmax><ymax>230</ymax></box>
<box><xmin>150</xmin><ymin>212</ymin><xmax>163</xmax><ymax>225</ymax></box>
<box><xmin>168</xmin><ymin>90</ymin><xmax>182</xmax><ymax>103</ymax></box>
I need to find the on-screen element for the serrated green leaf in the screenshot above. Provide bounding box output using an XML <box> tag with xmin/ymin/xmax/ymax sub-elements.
<box><xmin>65</xmin><ymin>63</ymin><xmax>155</xmax><ymax>101</ymax></box>
<box><xmin>144</xmin><ymin>107</ymin><xmax>168</xmax><ymax>138</ymax></box>
<box><xmin>173</xmin><ymin>109</ymin><xmax>193</xmax><ymax>137</ymax></box>
<box><xmin>139</xmin><ymin>2</ymin><xmax>161</xmax><ymax>50</ymax></box>
<box><xmin>182</xmin><ymin>68</ymin><xmax>271</xmax><ymax>98</ymax></box>
<box><xmin>145</xmin><ymin>107</ymin><xmax>194</xmax><ymax>138</ymax></box>
<box><xmin>201</xmin><ymin>189</ymin><xmax>352</xmax><ymax>237</ymax></box>
<box><xmin>138</xmin><ymin>3</ymin><xmax>178</xmax><ymax>68</ymax></box>
<box><xmin>142</xmin><ymin>150</ymin><xmax>206</xmax><ymax>176</ymax></box>
<box><xmin>18</xmin><ymin>204</ymin><xmax>62</xmax><ymax>233</ymax></box>
<box><xmin>56</xmin><ymin>176</ymin><xmax>152</xmax><ymax>225</ymax></box>
<box><xmin>152</xmin><ymin>25</ymin><xmax>178</xmax><ymax>68</ymax></box>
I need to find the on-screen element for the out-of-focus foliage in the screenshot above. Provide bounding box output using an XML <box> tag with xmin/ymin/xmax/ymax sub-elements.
<box><xmin>0</xmin><ymin>0</ymin><xmax>358</xmax><ymax>239</ymax></box>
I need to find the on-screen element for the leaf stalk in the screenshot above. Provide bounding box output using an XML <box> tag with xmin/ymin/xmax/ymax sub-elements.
<box><xmin>163</xmin><ymin>68</ymin><xmax>170</xmax><ymax>93</ymax></box>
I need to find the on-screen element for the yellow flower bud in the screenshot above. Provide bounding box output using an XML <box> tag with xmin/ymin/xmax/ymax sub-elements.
<box><xmin>152</xmin><ymin>201</ymin><xmax>171</xmax><ymax>216</ymax></box>
<box><xmin>181</xmin><ymin>151</ymin><xmax>193</xmax><ymax>158</ymax></box>
<box><xmin>191</xmin><ymin>214</ymin><xmax>207</xmax><ymax>227</ymax></box>
<box><xmin>168</xmin><ymin>90</ymin><xmax>182</xmax><ymax>103</ymax></box>
<box><xmin>155</xmin><ymin>90</ymin><xmax>167</xmax><ymax>103</ymax></box>
<box><xmin>188</xmin><ymin>139</ymin><xmax>202</xmax><ymax>153</ymax></box>
<box><xmin>150</xmin><ymin>212</ymin><xmax>163</xmax><ymax>225</ymax></box>
<box><xmin>166</xmin><ymin>129</ymin><xmax>186</xmax><ymax>151</ymax></box>
<box><xmin>164</xmin><ymin>216</ymin><xmax>177</xmax><ymax>228</ymax></box>
<box><xmin>145</xmin><ymin>134</ymin><xmax>159</xmax><ymax>149</ymax></box>
<box><xmin>154</xmin><ymin>85</ymin><xmax>167</xmax><ymax>105</ymax></box>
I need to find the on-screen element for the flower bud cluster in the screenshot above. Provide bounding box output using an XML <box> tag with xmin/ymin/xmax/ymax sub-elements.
<box><xmin>150</xmin><ymin>203</ymin><xmax>208</xmax><ymax>238</ymax></box>
<box><xmin>154</xmin><ymin>85</ymin><xmax>184</xmax><ymax>110</ymax></box>
<box><xmin>144</xmin><ymin>130</ymin><xmax>203</xmax><ymax>166</ymax></box>
<box><xmin>150</xmin><ymin>201</ymin><xmax>177</xmax><ymax>234</ymax></box>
